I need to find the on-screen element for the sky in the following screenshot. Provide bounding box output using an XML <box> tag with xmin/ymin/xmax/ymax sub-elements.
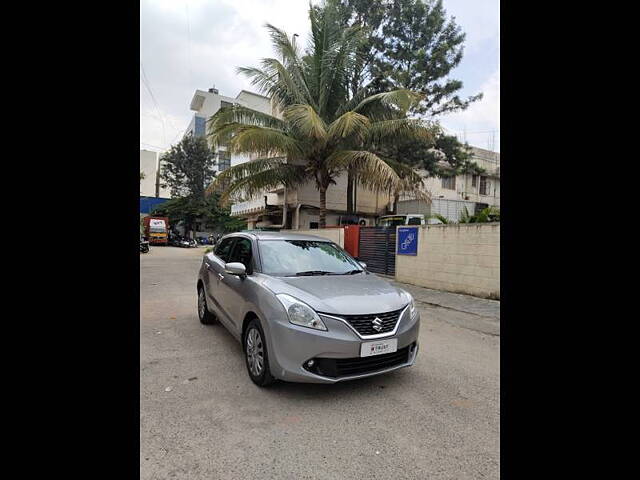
<box><xmin>140</xmin><ymin>0</ymin><xmax>499</xmax><ymax>153</ymax></box>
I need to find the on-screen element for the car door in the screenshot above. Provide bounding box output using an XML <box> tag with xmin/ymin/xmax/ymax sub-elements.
<box><xmin>203</xmin><ymin>237</ymin><xmax>237</xmax><ymax>324</ymax></box>
<box><xmin>216</xmin><ymin>236</ymin><xmax>256</xmax><ymax>334</ymax></box>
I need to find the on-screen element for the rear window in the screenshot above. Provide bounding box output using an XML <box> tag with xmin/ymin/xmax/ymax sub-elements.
<box><xmin>378</xmin><ymin>216</ymin><xmax>407</xmax><ymax>227</ymax></box>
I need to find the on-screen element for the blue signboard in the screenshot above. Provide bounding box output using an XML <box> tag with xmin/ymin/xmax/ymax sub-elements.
<box><xmin>397</xmin><ymin>227</ymin><xmax>419</xmax><ymax>255</ymax></box>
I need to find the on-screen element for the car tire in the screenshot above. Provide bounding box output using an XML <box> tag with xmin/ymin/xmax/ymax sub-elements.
<box><xmin>197</xmin><ymin>286</ymin><xmax>217</xmax><ymax>325</ymax></box>
<box><xmin>244</xmin><ymin>319</ymin><xmax>275</xmax><ymax>387</ymax></box>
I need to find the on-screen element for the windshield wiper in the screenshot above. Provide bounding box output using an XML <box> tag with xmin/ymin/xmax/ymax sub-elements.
<box><xmin>340</xmin><ymin>269</ymin><xmax>364</xmax><ymax>275</ymax></box>
<box><xmin>295</xmin><ymin>270</ymin><xmax>332</xmax><ymax>276</ymax></box>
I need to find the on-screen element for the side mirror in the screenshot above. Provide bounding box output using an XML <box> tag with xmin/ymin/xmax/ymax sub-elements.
<box><xmin>225</xmin><ymin>262</ymin><xmax>247</xmax><ymax>277</ymax></box>
<box><xmin>358</xmin><ymin>261</ymin><xmax>367</xmax><ymax>269</ymax></box>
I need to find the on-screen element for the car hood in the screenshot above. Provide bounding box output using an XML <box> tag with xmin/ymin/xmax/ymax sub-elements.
<box><xmin>262</xmin><ymin>273</ymin><xmax>409</xmax><ymax>315</ymax></box>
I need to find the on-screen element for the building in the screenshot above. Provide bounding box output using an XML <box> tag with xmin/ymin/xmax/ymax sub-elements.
<box><xmin>140</xmin><ymin>149</ymin><xmax>159</xmax><ymax>198</ymax></box>
<box><xmin>184</xmin><ymin>86</ymin><xmax>273</xmax><ymax>174</ymax></box>
<box><xmin>139</xmin><ymin>149</ymin><xmax>171</xmax><ymax>215</ymax></box>
<box><xmin>397</xmin><ymin>146</ymin><xmax>500</xmax><ymax>222</ymax></box>
<box><xmin>230</xmin><ymin>172</ymin><xmax>394</xmax><ymax>230</ymax></box>
<box><xmin>185</xmin><ymin>85</ymin><xmax>501</xmax><ymax>229</ymax></box>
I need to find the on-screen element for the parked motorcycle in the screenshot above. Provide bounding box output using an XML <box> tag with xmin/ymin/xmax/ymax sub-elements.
<box><xmin>140</xmin><ymin>238</ymin><xmax>150</xmax><ymax>253</ymax></box>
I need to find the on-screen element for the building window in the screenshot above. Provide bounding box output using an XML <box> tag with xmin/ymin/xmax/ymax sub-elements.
<box><xmin>220</xmin><ymin>101</ymin><xmax>233</xmax><ymax>109</ymax></box>
<box><xmin>194</xmin><ymin>116</ymin><xmax>206</xmax><ymax>137</ymax></box>
<box><xmin>472</xmin><ymin>175</ymin><xmax>477</xmax><ymax>187</ymax></box>
<box><xmin>217</xmin><ymin>150</ymin><xmax>231</xmax><ymax>172</ymax></box>
<box><xmin>479</xmin><ymin>176</ymin><xmax>490</xmax><ymax>195</ymax></box>
<box><xmin>441</xmin><ymin>176</ymin><xmax>456</xmax><ymax>190</ymax></box>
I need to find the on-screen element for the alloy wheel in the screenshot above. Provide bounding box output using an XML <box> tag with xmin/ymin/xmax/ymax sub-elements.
<box><xmin>246</xmin><ymin>328</ymin><xmax>264</xmax><ymax>376</ymax></box>
<box><xmin>198</xmin><ymin>289</ymin><xmax>206</xmax><ymax>319</ymax></box>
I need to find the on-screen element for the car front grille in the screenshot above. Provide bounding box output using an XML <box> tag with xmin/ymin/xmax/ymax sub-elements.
<box><xmin>309</xmin><ymin>345</ymin><xmax>412</xmax><ymax>378</ymax></box>
<box><xmin>330</xmin><ymin>307</ymin><xmax>406</xmax><ymax>336</ymax></box>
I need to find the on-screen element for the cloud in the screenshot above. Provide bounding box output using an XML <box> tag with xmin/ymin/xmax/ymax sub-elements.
<box><xmin>140</xmin><ymin>0</ymin><xmax>310</xmax><ymax>150</ymax></box>
<box><xmin>439</xmin><ymin>68</ymin><xmax>500</xmax><ymax>151</ymax></box>
<box><xmin>140</xmin><ymin>0</ymin><xmax>499</xmax><ymax>152</ymax></box>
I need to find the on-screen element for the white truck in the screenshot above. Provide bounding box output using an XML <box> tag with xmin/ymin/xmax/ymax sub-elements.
<box><xmin>376</xmin><ymin>214</ymin><xmax>443</xmax><ymax>227</ymax></box>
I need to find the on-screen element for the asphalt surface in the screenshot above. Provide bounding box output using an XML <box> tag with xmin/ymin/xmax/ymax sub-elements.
<box><xmin>140</xmin><ymin>246</ymin><xmax>500</xmax><ymax>480</ymax></box>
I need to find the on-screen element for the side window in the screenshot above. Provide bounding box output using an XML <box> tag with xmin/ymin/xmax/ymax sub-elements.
<box><xmin>228</xmin><ymin>238</ymin><xmax>253</xmax><ymax>273</ymax></box>
<box><xmin>214</xmin><ymin>238</ymin><xmax>235</xmax><ymax>262</ymax></box>
<box><xmin>407</xmin><ymin>217</ymin><xmax>421</xmax><ymax>225</ymax></box>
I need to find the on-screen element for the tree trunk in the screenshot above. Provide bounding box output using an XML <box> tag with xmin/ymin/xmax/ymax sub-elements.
<box><xmin>319</xmin><ymin>187</ymin><xmax>327</xmax><ymax>228</ymax></box>
<box><xmin>392</xmin><ymin>193</ymin><xmax>400</xmax><ymax>214</ymax></box>
<box><xmin>346</xmin><ymin>170</ymin><xmax>354</xmax><ymax>214</ymax></box>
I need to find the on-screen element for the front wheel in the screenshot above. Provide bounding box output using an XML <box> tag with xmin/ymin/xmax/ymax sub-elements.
<box><xmin>197</xmin><ymin>287</ymin><xmax>216</xmax><ymax>325</ymax></box>
<box><xmin>245</xmin><ymin>319</ymin><xmax>275</xmax><ymax>387</ymax></box>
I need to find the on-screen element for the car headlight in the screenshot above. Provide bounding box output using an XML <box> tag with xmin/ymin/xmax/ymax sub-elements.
<box><xmin>407</xmin><ymin>293</ymin><xmax>417</xmax><ymax>319</ymax></box>
<box><xmin>276</xmin><ymin>294</ymin><xmax>327</xmax><ymax>331</ymax></box>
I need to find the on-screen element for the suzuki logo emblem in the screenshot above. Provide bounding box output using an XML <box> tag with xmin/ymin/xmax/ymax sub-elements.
<box><xmin>372</xmin><ymin>317</ymin><xmax>383</xmax><ymax>332</ymax></box>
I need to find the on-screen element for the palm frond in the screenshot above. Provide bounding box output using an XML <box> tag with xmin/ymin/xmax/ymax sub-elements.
<box><xmin>380</xmin><ymin>157</ymin><xmax>430</xmax><ymax>202</ymax></box>
<box><xmin>317</xmin><ymin>27</ymin><xmax>363</xmax><ymax>117</ymax></box>
<box><xmin>207</xmin><ymin>157</ymin><xmax>287</xmax><ymax>190</ymax></box>
<box><xmin>326</xmin><ymin>111</ymin><xmax>370</xmax><ymax>143</ymax></box>
<box><xmin>335</xmin><ymin>85</ymin><xmax>373</xmax><ymax>117</ymax></box>
<box><xmin>367</xmin><ymin>118</ymin><xmax>436</xmax><ymax>144</ymax></box>
<box><xmin>214</xmin><ymin>163</ymin><xmax>310</xmax><ymax>204</ymax></box>
<box><xmin>352</xmin><ymin>89</ymin><xmax>424</xmax><ymax>114</ymax></box>
<box><xmin>207</xmin><ymin>105</ymin><xmax>286</xmax><ymax>149</ymax></box>
<box><xmin>283</xmin><ymin>104</ymin><xmax>327</xmax><ymax>140</ymax></box>
<box><xmin>326</xmin><ymin>150</ymin><xmax>405</xmax><ymax>193</ymax></box>
<box><xmin>226</xmin><ymin>126</ymin><xmax>303</xmax><ymax>159</ymax></box>
<box><xmin>380</xmin><ymin>157</ymin><xmax>425</xmax><ymax>187</ymax></box>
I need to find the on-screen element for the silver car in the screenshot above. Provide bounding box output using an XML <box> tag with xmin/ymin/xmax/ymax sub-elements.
<box><xmin>197</xmin><ymin>231</ymin><xmax>420</xmax><ymax>386</ymax></box>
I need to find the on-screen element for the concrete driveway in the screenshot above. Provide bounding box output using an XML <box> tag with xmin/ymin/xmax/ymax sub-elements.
<box><xmin>140</xmin><ymin>246</ymin><xmax>499</xmax><ymax>480</ymax></box>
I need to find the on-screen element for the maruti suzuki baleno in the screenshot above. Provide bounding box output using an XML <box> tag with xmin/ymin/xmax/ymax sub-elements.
<box><xmin>197</xmin><ymin>231</ymin><xmax>420</xmax><ymax>386</ymax></box>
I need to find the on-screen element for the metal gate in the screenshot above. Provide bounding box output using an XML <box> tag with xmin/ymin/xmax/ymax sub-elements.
<box><xmin>357</xmin><ymin>227</ymin><xmax>396</xmax><ymax>276</ymax></box>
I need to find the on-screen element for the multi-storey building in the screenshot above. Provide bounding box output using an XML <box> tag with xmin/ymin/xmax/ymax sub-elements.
<box><xmin>184</xmin><ymin>86</ymin><xmax>272</xmax><ymax>174</ymax></box>
<box><xmin>397</xmin><ymin>146</ymin><xmax>501</xmax><ymax>221</ymax></box>
<box><xmin>139</xmin><ymin>149</ymin><xmax>171</xmax><ymax>215</ymax></box>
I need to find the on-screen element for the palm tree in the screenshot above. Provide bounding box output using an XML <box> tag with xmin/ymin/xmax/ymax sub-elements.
<box><xmin>207</xmin><ymin>4</ymin><xmax>436</xmax><ymax>227</ymax></box>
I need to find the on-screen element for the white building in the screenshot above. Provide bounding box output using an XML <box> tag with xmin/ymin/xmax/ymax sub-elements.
<box><xmin>139</xmin><ymin>149</ymin><xmax>171</xmax><ymax>199</ymax></box>
<box><xmin>184</xmin><ymin>86</ymin><xmax>273</xmax><ymax>174</ymax></box>
<box><xmin>397</xmin><ymin>146</ymin><xmax>500</xmax><ymax>222</ymax></box>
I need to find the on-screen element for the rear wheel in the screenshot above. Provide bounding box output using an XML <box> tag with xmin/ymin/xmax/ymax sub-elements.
<box><xmin>245</xmin><ymin>319</ymin><xmax>275</xmax><ymax>387</ymax></box>
<box><xmin>197</xmin><ymin>286</ymin><xmax>216</xmax><ymax>325</ymax></box>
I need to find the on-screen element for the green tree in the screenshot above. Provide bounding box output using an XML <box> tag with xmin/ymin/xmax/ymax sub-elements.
<box><xmin>160</xmin><ymin>135</ymin><xmax>216</xmax><ymax>199</ymax></box>
<box><xmin>207</xmin><ymin>7</ymin><xmax>435</xmax><ymax>228</ymax></box>
<box><xmin>322</xmin><ymin>0</ymin><xmax>482</xmax><ymax>213</ymax></box>
<box><xmin>458</xmin><ymin>206</ymin><xmax>500</xmax><ymax>223</ymax></box>
<box><xmin>157</xmin><ymin>136</ymin><xmax>217</xmax><ymax>235</ymax></box>
<box><xmin>151</xmin><ymin>193</ymin><xmax>245</xmax><ymax>233</ymax></box>
<box><xmin>342</xmin><ymin>0</ymin><xmax>482</xmax><ymax>116</ymax></box>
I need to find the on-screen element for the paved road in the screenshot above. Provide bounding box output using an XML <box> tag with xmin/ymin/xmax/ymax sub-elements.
<box><xmin>140</xmin><ymin>247</ymin><xmax>499</xmax><ymax>480</ymax></box>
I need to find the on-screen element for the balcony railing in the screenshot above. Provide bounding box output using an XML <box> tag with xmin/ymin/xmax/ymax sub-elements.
<box><xmin>230</xmin><ymin>193</ymin><xmax>280</xmax><ymax>216</ymax></box>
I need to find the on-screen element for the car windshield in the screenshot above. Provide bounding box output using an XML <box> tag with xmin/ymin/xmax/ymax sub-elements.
<box><xmin>258</xmin><ymin>240</ymin><xmax>362</xmax><ymax>276</ymax></box>
<box><xmin>378</xmin><ymin>216</ymin><xmax>407</xmax><ymax>227</ymax></box>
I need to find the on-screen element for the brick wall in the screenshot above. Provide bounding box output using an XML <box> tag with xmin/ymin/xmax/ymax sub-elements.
<box><xmin>395</xmin><ymin>223</ymin><xmax>500</xmax><ymax>299</ymax></box>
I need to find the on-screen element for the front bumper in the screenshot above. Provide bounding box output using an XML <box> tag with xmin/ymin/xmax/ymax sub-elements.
<box><xmin>266</xmin><ymin>308</ymin><xmax>420</xmax><ymax>384</ymax></box>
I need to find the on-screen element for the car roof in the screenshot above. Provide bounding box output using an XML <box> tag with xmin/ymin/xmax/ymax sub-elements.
<box><xmin>227</xmin><ymin>230</ymin><xmax>336</xmax><ymax>242</ymax></box>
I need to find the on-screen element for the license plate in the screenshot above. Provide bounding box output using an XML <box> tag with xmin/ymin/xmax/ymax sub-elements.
<box><xmin>360</xmin><ymin>338</ymin><xmax>398</xmax><ymax>357</ymax></box>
